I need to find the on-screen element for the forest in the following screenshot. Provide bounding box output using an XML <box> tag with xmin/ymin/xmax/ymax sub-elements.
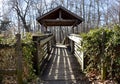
<box><xmin>0</xmin><ymin>0</ymin><xmax>120</xmax><ymax>34</ymax></box>
<box><xmin>0</xmin><ymin>0</ymin><xmax>120</xmax><ymax>84</ymax></box>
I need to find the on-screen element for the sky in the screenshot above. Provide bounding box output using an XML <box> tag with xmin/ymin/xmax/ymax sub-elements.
<box><xmin>0</xmin><ymin>0</ymin><xmax>51</xmax><ymax>12</ymax></box>
<box><xmin>0</xmin><ymin>0</ymin><xmax>2</xmax><ymax>16</ymax></box>
<box><xmin>0</xmin><ymin>0</ymin><xmax>2</xmax><ymax>3</ymax></box>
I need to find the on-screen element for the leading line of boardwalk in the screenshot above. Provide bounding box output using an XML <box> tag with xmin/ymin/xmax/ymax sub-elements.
<box><xmin>40</xmin><ymin>45</ymin><xmax>90</xmax><ymax>84</ymax></box>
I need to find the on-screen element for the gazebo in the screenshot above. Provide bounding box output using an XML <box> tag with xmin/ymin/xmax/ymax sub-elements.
<box><xmin>36</xmin><ymin>5</ymin><xmax>84</xmax><ymax>42</ymax></box>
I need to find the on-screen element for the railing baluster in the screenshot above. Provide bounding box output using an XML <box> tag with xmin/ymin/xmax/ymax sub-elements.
<box><xmin>32</xmin><ymin>36</ymin><xmax>39</xmax><ymax>75</ymax></box>
<box><xmin>32</xmin><ymin>34</ymin><xmax>54</xmax><ymax>75</ymax></box>
<box><xmin>68</xmin><ymin>34</ymin><xmax>84</xmax><ymax>71</ymax></box>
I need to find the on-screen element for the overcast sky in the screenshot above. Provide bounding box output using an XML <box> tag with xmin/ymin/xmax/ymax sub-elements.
<box><xmin>0</xmin><ymin>0</ymin><xmax>2</xmax><ymax>16</ymax></box>
<box><xmin>0</xmin><ymin>0</ymin><xmax>51</xmax><ymax>12</ymax></box>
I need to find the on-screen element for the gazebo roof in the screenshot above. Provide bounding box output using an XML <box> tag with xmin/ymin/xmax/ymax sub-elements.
<box><xmin>36</xmin><ymin>6</ymin><xmax>84</xmax><ymax>27</ymax></box>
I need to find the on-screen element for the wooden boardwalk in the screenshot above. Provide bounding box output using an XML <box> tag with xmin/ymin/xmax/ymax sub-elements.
<box><xmin>40</xmin><ymin>45</ymin><xmax>90</xmax><ymax>84</ymax></box>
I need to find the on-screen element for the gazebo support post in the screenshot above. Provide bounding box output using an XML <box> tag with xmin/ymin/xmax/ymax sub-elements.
<box><xmin>72</xmin><ymin>25</ymin><xmax>75</xmax><ymax>34</ymax></box>
<box><xmin>59</xmin><ymin>10</ymin><xmax>62</xmax><ymax>19</ymax></box>
<box><xmin>45</xmin><ymin>26</ymin><xmax>47</xmax><ymax>33</ymax></box>
<box><xmin>59</xmin><ymin>26</ymin><xmax>62</xmax><ymax>43</ymax></box>
<box><xmin>76</xmin><ymin>25</ymin><xmax>78</xmax><ymax>34</ymax></box>
<box><xmin>41</xmin><ymin>24</ymin><xmax>44</xmax><ymax>33</ymax></box>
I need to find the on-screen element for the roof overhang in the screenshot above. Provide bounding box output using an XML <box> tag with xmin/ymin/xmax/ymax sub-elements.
<box><xmin>36</xmin><ymin>6</ymin><xmax>84</xmax><ymax>27</ymax></box>
<box><xmin>40</xmin><ymin>19</ymin><xmax>82</xmax><ymax>26</ymax></box>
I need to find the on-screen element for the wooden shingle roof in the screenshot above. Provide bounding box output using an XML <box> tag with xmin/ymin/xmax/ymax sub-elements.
<box><xmin>36</xmin><ymin>6</ymin><xmax>84</xmax><ymax>26</ymax></box>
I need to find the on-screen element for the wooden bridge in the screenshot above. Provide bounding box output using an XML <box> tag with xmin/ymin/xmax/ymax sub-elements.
<box><xmin>34</xmin><ymin>6</ymin><xmax>88</xmax><ymax>84</ymax></box>
<box><xmin>32</xmin><ymin>34</ymin><xmax>89</xmax><ymax>84</ymax></box>
<box><xmin>0</xmin><ymin>34</ymin><xmax>89</xmax><ymax>84</ymax></box>
<box><xmin>0</xmin><ymin>6</ymin><xmax>89</xmax><ymax>84</ymax></box>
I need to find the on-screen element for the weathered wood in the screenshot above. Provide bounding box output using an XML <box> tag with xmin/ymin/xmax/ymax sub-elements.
<box><xmin>47</xmin><ymin>42</ymin><xmax>50</xmax><ymax>55</ymax></box>
<box><xmin>71</xmin><ymin>41</ymin><xmax>74</xmax><ymax>54</ymax></box>
<box><xmin>53</xmin><ymin>35</ymin><xmax>56</xmax><ymax>45</ymax></box>
<box><xmin>68</xmin><ymin>34</ymin><xmax>84</xmax><ymax>71</ymax></box>
<box><xmin>59</xmin><ymin>26</ymin><xmax>62</xmax><ymax>43</ymax></box>
<box><xmin>40</xmin><ymin>46</ymin><xmax>89</xmax><ymax>83</ymax></box>
<box><xmin>74</xmin><ymin>42</ymin><xmax>84</xmax><ymax>71</ymax></box>
<box><xmin>32</xmin><ymin>34</ymin><xmax>54</xmax><ymax>75</ymax></box>
<box><xmin>37</xmin><ymin>6</ymin><xmax>84</xmax><ymax>26</ymax></box>
<box><xmin>59</xmin><ymin>10</ymin><xmax>62</xmax><ymax>19</ymax></box>
<box><xmin>76</xmin><ymin>25</ymin><xmax>79</xmax><ymax>34</ymax></box>
<box><xmin>0</xmin><ymin>70</ymin><xmax>16</xmax><ymax>75</ymax></box>
<box><xmin>32</xmin><ymin>38</ymin><xmax>39</xmax><ymax>75</ymax></box>
<box><xmin>16</xmin><ymin>34</ymin><xmax>23</xmax><ymax>84</ymax></box>
<box><xmin>42</xmin><ymin>19</ymin><xmax>77</xmax><ymax>22</ymax></box>
<box><xmin>40</xmin><ymin>35</ymin><xmax>53</xmax><ymax>45</ymax></box>
<box><xmin>42</xmin><ymin>19</ymin><xmax>78</xmax><ymax>26</ymax></box>
<box><xmin>41</xmin><ymin>24</ymin><xmax>45</xmax><ymax>33</ymax></box>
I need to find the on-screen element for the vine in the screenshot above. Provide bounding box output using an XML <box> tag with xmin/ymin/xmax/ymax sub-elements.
<box><xmin>0</xmin><ymin>32</ymin><xmax>37</xmax><ymax>83</ymax></box>
<box><xmin>22</xmin><ymin>33</ymin><xmax>37</xmax><ymax>82</ymax></box>
<box><xmin>81</xmin><ymin>25</ymin><xmax>120</xmax><ymax>82</ymax></box>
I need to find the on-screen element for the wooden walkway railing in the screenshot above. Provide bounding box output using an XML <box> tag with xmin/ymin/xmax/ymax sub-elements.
<box><xmin>0</xmin><ymin>33</ymin><xmax>85</xmax><ymax>83</ymax></box>
<box><xmin>68</xmin><ymin>34</ymin><xmax>84</xmax><ymax>71</ymax></box>
<box><xmin>0</xmin><ymin>34</ymin><xmax>55</xmax><ymax>84</ymax></box>
<box><xmin>32</xmin><ymin>34</ymin><xmax>55</xmax><ymax>75</ymax></box>
<box><xmin>0</xmin><ymin>34</ymin><xmax>22</xmax><ymax>84</ymax></box>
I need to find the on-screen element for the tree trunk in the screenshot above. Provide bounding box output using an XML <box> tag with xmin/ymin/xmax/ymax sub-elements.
<box><xmin>97</xmin><ymin>0</ymin><xmax>100</xmax><ymax>27</ymax></box>
<box><xmin>87</xmin><ymin>0</ymin><xmax>92</xmax><ymax>31</ymax></box>
<box><xmin>20</xmin><ymin>17</ymin><xmax>30</xmax><ymax>32</ymax></box>
<box><xmin>119</xmin><ymin>8</ymin><xmax>120</xmax><ymax>25</ymax></box>
<box><xmin>82</xmin><ymin>0</ymin><xmax>85</xmax><ymax>32</ymax></box>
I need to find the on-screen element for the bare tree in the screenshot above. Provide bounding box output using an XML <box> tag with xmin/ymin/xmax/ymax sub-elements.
<box><xmin>117</xmin><ymin>0</ymin><xmax>120</xmax><ymax>24</ymax></box>
<box><xmin>9</xmin><ymin>0</ymin><xmax>31</xmax><ymax>32</ymax></box>
<box><xmin>1</xmin><ymin>0</ymin><xmax>119</xmax><ymax>34</ymax></box>
<box><xmin>82</xmin><ymin>0</ymin><xmax>85</xmax><ymax>32</ymax></box>
<box><xmin>96</xmin><ymin>0</ymin><xmax>100</xmax><ymax>27</ymax></box>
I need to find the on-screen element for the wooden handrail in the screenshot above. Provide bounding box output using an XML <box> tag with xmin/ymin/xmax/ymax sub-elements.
<box><xmin>68</xmin><ymin>34</ymin><xmax>84</xmax><ymax>71</ymax></box>
<box><xmin>32</xmin><ymin>34</ymin><xmax>54</xmax><ymax>75</ymax></box>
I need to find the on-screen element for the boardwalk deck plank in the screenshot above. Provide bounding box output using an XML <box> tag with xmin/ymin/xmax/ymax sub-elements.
<box><xmin>40</xmin><ymin>45</ymin><xmax>89</xmax><ymax>84</ymax></box>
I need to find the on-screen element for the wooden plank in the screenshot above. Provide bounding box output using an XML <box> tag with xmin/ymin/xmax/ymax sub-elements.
<box><xmin>42</xmin><ymin>19</ymin><xmax>77</xmax><ymax>22</ymax></box>
<box><xmin>68</xmin><ymin>34</ymin><xmax>82</xmax><ymax>44</ymax></box>
<box><xmin>32</xmin><ymin>35</ymin><xmax>53</xmax><ymax>75</ymax></box>
<box><xmin>32</xmin><ymin>34</ymin><xmax>53</xmax><ymax>75</ymax></box>
<box><xmin>0</xmin><ymin>70</ymin><xmax>16</xmax><ymax>75</ymax></box>
<box><xmin>59</xmin><ymin>10</ymin><xmax>62</xmax><ymax>19</ymax></box>
<box><xmin>42</xmin><ymin>19</ymin><xmax>77</xmax><ymax>26</ymax></box>
<box><xmin>32</xmin><ymin>41</ymin><xmax>39</xmax><ymax>75</ymax></box>
<box><xmin>68</xmin><ymin>34</ymin><xmax>84</xmax><ymax>71</ymax></box>
<box><xmin>16</xmin><ymin>34</ymin><xmax>23</xmax><ymax>84</ymax></box>
<box><xmin>40</xmin><ymin>36</ymin><xmax>53</xmax><ymax>46</ymax></box>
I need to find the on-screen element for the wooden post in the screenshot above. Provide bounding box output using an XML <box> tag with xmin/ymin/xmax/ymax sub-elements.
<box><xmin>47</xmin><ymin>41</ymin><xmax>50</xmax><ymax>55</ymax></box>
<box><xmin>54</xmin><ymin>35</ymin><xmax>56</xmax><ymax>45</ymax></box>
<box><xmin>45</xmin><ymin>26</ymin><xmax>47</xmax><ymax>33</ymax></box>
<box><xmin>41</xmin><ymin>24</ymin><xmax>44</xmax><ymax>33</ymax></box>
<box><xmin>71</xmin><ymin>40</ymin><xmax>74</xmax><ymax>54</ymax></box>
<box><xmin>72</xmin><ymin>26</ymin><xmax>75</xmax><ymax>34</ymax></box>
<box><xmin>32</xmin><ymin>36</ymin><xmax>39</xmax><ymax>75</ymax></box>
<box><xmin>16</xmin><ymin>34</ymin><xmax>23</xmax><ymax>84</ymax></box>
<box><xmin>59</xmin><ymin>10</ymin><xmax>62</xmax><ymax>19</ymax></box>
<box><xmin>76</xmin><ymin>25</ymin><xmax>79</xmax><ymax>34</ymax></box>
<box><xmin>60</xmin><ymin>26</ymin><xmax>62</xmax><ymax>43</ymax></box>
